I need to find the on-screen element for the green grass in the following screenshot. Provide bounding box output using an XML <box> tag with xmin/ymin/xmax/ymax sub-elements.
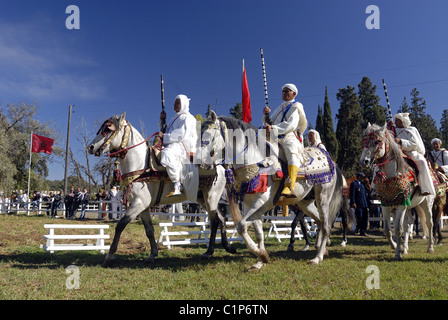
<box><xmin>1</xmin><ymin>214</ymin><xmax>448</xmax><ymax>300</ymax></box>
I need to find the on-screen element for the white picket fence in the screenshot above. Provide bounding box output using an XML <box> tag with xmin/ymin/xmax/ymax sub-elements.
<box><xmin>41</xmin><ymin>224</ymin><xmax>110</xmax><ymax>253</ymax></box>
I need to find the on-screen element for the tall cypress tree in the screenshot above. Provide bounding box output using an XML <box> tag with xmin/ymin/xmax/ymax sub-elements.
<box><xmin>321</xmin><ymin>86</ymin><xmax>339</xmax><ymax>160</ymax></box>
<box><xmin>439</xmin><ymin>109</ymin><xmax>448</xmax><ymax>147</ymax></box>
<box><xmin>315</xmin><ymin>105</ymin><xmax>324</xmax><ymax>134</ymax></box>
<box><xmin>335</xmin><ymin>86</ymin><xmax>363</xmax><ymax>177</ymax></box>
<box><xmin>408</xmin><ymin>88</ymin><xmax>439</xmax><ymax>150</ymax></box>
<box><xmin>357</xmin><ymin>76</ymin><xmax>387</xmax><ymax>128</ymax></box>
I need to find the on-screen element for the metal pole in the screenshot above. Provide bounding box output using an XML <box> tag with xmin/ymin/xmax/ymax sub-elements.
<box><xmin>63</xmin><ymin>105</ymin><xmax>73</xmax><ymax>196</ymax></box>
<box><xmin>382</xmin><ymin>79</ymin><xmax>392</xmax><ymax>120</ymax></box>
<box><xmin>27</xmin><ymin>131</ymin><xmax>33</xmax><ymax>203</ymax></box>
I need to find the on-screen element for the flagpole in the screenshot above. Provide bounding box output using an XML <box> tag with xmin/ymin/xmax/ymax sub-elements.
<box><xmin>27</xmin><ymin>131</ymin><xmax>33</xmax><ymax>202</ymax></box>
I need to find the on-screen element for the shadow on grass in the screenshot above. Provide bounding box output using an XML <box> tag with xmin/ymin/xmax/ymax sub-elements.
<box><xmin>0</xmin><ymin>242</ymin><xmax>251</xmax><ymax>271</ymax></box>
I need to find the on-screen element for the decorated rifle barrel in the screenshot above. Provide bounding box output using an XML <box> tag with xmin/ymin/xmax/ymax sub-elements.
<box><xmin>382</xmin><ymin>78</ymin><xmax>392</xmax><ymax>120</ymax></box>
<box><xmin>160</xmin><ymin>74</ymin><xmax>167</xmax><ymax>133</ymax></box>
<box><xmin>260</xmin><ymin>48</ymin><xmax>272</xmax><ymax>125</ymax></box>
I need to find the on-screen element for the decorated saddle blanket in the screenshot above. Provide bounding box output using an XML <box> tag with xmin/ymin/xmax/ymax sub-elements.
<box><xmin>271</xmin><ymin>146</ymin><xmax>335</xmax><ymax>185</ymax></box>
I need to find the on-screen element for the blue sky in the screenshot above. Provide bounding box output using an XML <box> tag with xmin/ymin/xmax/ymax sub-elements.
<box><xmin>1</xmin><ymin>0</ymin><xmax>447</xmax><ymax>180</ymax></box>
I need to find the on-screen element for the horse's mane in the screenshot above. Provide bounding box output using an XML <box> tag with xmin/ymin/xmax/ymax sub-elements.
<box><xmin>365</xmin><ymin>124</ymin><xmax>409</xmax><ymax>174</ymax></box>
<box><xmin>217</xmin><ymin>116</ymin><xmax>259</xmax><ymax>132</ymax></box>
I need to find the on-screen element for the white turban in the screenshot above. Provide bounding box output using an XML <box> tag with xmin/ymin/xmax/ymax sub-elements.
<box><xmin>393</xmin><ymin>113</ymin><xmax>411</xmax><ymax>128</ymax></box>
<box><xmin>282</xmin><ymin>83</ymin><xmax>298</xmax><ymax>94</ymax></box>
<box><xmin>175</xmin><ymin>94</ymin><xmax>191</xmax><ymax>114</ymax></box>
<box><xmin>431</xmin><ymin>138</ymin><xmax>442</xmax><ymax>145</ymax></box>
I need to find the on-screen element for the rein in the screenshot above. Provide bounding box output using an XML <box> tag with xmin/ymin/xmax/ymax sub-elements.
<box><xmin>106</xmin><ymin>131</ymin><xmax>158</xmax><ymax>158</ymax></box>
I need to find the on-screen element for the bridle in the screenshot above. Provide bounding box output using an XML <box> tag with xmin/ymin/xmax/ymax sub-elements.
<box><xmin>95</xmin><ymin>116</ymin><xmax>131</xmax><ymax>159</ymax></box>
<box><xmin>361</xmin><ymin>130</ymin><xmax>391</xmax><ymax>165</ymax></box>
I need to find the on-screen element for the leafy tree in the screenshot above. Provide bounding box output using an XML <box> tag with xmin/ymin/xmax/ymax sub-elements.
<box><xmin>321</xmin><ymin>87</ymin><xmax>339</xmax><ymax>160</ymax></box>
<box><xmin>229</xmin><ymin>102</ymin><xmax>242</xmax><ymax>120</ymax></box>
<box><xmin>357</xmin><ymin>76</ymin><xmax>387</xmax><ymax>127</ymax></box>
<box><xmin>0</xmin><ymin>102</ymin><xmax>61</xmax><ymax>195</ymax></box>
<box><xmin>335</xmin><ymin>86</ymin><xmax>363</xmax><ymax>177</ymax></box>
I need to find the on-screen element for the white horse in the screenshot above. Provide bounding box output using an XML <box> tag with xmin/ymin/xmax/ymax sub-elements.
<box><xmin>359</xmin><ymin>123</ymin><xmax>435</xmax><ymax>260</ymax></box>
<box><xmin>88</xmin><ymin>113</ymin><xmax>235</xmax><ymax>267</ymax></box>
<box><xmin>200</xmin><ymin>111</ymin><xmax>348</xmax><ymax>268</ymax></box>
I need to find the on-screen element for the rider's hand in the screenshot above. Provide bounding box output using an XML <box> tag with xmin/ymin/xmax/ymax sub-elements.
<box><xmin>263</xmin><ymin>106</ymin><xmax>271</xmax><ymax>115</ymax></box>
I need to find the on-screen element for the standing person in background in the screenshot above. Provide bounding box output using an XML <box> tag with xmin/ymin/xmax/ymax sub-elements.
<box><xmin>96</xmin><ymin>189</ymin><xmax>108</xmax><ymax>219</ymax></box>
<box><xmin>107</xmin><ymin>186</ymin><xmax>120</xmax><ymax>220</ymax></box>
<box><xmin>65</xmin><ymin>188</ymin><xmax>75</xmax><ymax>219</ymax></box>
<box><xmin>350</xmin><ymin>172</ymin><xmax>370</xmax><ymax>236</ymax></box>
<box><xmin>51</xmin><ymin>191</ymin><xmax>62</xmax><ymax>218</ymax></box>
<box><xmin>79</xmin><ymin>188</ymin><xmax>90</xmax><ymax>220</ymax></box>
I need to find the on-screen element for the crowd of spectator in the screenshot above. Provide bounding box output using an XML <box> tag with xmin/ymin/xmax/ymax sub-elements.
<box><xmin>0</xmin><ymin>186</ymin><xmax>124</xmax><ymax>220</ymax></box>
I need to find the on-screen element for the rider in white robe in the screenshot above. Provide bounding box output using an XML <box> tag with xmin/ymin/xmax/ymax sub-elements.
<box><xmin>160</xmin><ymin>94</ymin><xmax>198</xmax><ymax>197</ymax></box>
<box><xmin>262</xmin><ymin>83</ymin><xmax>308</xmax><ymax>197</ymax></box>
<box><xmin>430</xmin><ymin>138</ymin><xmax>448</xmax><ymax>175</ymax></box>
<box><xmin>393</xmin><ymin>113</ymin><xmax>435</xmax><ymax>196</ymax></box>
<box><xmin>308</xmin><ymin>129</ymin><xmax>327</xmax><ymax>151</ymax></box>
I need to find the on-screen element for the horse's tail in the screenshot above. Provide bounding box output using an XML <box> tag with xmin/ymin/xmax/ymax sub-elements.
<box><xmin>226</xmin><ymin>185</ymin><xmax>242</xmax><ymax>224</ymax></box>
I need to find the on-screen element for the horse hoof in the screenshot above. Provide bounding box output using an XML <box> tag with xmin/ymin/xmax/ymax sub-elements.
<box><xmin>301</xmin><ymin>245</ymin><xmax>310</xmax><ymax>252</ymax></box>
<box><xmin>259</xmin><ymin>250</ymin><xmax>269</xmax><ymax>263</ymax></box>
<box><xmin>201</xmin><ymin>253</ymin><xmax>212</xmax><ymax>260</ymax></box>
<box><xmin>309</xmin><ymin>257</ymin><xmax>321</xmax><ymax>265</ymax></box>
<box><xmin>225</xmin><ymin>246</ymin><xmax>237</xmax><ymax>254</ymax></box>
<box><xmin>393</xmin><ymin>256</ymin><xmax>403</xmax><ymax>261</ymax></box>
<box><xmin>340</xmin><ymin>241</ymin><xmax>347</xmax><ymax>247</ymax></box>
<box><xmin>248</xmin><ymin>261</ymin><xmax>264</xmax><ymax>271</ymax></box>
<box><xmin>427</xmin><ymin>247</ymin><xmax>435</xmax><ymax>254</ymax></box>
<box><xmin>145</xmin><ymin>255</ymin><xmax>156</xmax><ymax>263</ymax></box>
<box><xmin>286</xmin><ymin>244</ymin><xmax>294</xmax><ymax>252</ymax></box>
<box><xmin>102</xmin><ymin>255</ymin><xmax>116</xmax><ymax>268</ymax></box>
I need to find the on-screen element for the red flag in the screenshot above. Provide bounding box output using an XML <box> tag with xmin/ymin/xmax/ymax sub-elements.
<box><xmin>242</xmin><ymin>60</ymin><xmax>252</xmax><ymax>123</ymax></box>
<box><xmin>31</xmin><ymin>133</ymin><xmax>54</xmax><ymax>154</ymax></box>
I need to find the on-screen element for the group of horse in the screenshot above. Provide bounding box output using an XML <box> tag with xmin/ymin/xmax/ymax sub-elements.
<box><xmin>87</xmin><ymin>112</ymin><xmax>446</xmax><ymax>269</ymax></box>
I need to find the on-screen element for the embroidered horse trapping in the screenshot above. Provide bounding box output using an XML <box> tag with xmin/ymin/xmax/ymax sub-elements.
<box><xmin>374</xmin><ymin>170</ymin><xmax>417</xmax><ymax>207</ymax></box>
<box><xmin>271</xmin><ymin>146</ymin><xmax>335</xmax><ymax>185</ymax></box>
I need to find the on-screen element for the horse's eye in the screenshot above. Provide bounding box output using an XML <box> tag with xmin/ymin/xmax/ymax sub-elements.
<box><xmin>374</xmin><ymin>140</ymin><xmax>380</xmax><ymax>145</ymax></box>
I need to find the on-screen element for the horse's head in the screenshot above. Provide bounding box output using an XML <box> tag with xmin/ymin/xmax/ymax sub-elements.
<box><xmin>199</xmin><ymin>111</ymin><xmax>227</xmax><ymax>169</ymax></box>
<box><xmin>88</xmin><ymin>112</ymin><xmax>127</xmax><ymax>156</ymax></box>
<box><xmin>359</xmin><ymin>122</ymin><xmax>390</xmax><ymax>167</ymax></box>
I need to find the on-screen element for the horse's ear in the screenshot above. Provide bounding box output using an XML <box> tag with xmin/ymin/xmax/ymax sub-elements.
<box><xmin>381</xmin><ymin>122</ymin><xmax>388</xmax><ymax>132</ymax></box>
<box><xmin>210</xmin><ymin>110</ymin><xmax>217</xmax><ymax>122</ymax></box>
<box><xmin>120</xmin><ymin>112</ymin><xmax>126</xmax><ymax>121</ymax></box>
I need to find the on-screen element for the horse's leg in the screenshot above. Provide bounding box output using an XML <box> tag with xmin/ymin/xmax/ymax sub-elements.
<box><xmin>103</xmin><ymin>213</ymin><xmax>134</xmax><ymax>267</ymax></box>
<box><xmin>287</xmin><ymin>207</ymin><xmax>301</xmax><ymax>252</ymax></box>
<box><xmin>298</xmin><ymin>210</ymin><xmax>311</xmax><ymax>251</ymax></box>
<box><xmin>420</xmin><ymin>197</ymin><xmax>435</xmax><ymax>253</ymax></box>
<box><xmin>340</xmin><ymin>208</ymin><xmax>348</xmax><ymax>247</ymax></box>
<box><xmin>382</xmin><ymin>207</ymin><xmax>396</xmax><ymax>250</ymax></box>
<box><xmin>103</xmin><ymin>190</ymin><xmax>147</xmax><ymax>268</ymax></box>
<box><xmin>237</xmin><ymin>198</ymin><xmax>271</xmax><ymax>268</ymax></box>
<box><xmin>393</xmin><ymin>207</ymin><xmax>406</xmax><ymax>261</ymax></box>
<box><xmin>253</xmin><ymin>219</ymin><xmax>265</xmax><ymax>251</ymax></box>
<box><xmin>139</xmin><ymin>210</ymin><xmax>158</xmax><ymax>263</ymax></box>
